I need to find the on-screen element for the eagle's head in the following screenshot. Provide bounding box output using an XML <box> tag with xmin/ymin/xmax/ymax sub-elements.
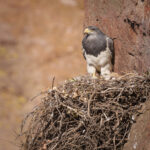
<box><xmin>83</xmin><ymin>26</ymin><xmax>105</xmax><ymax>36</ymax></box>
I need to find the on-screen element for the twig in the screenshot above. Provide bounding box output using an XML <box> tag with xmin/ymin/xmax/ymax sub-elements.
<box><xmin>52</xmin><ymin>76</ymin><xmax>55</xmax><ymax>89</ymax></box>
<box><xmin>88</xmin><ymin>92</ymin><xmax>95</xmax><ymax>117</ymax></box>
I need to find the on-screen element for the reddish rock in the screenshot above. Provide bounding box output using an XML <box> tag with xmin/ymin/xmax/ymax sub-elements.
<box><xmin>123</xmin><ymin>100</ymin><xmax>150</xmax><ymax>150</ymax></box>
<box><xmin>84</xmin><ymin>0</ymin><xmax>150</xmax><ymax>74</ymax></box>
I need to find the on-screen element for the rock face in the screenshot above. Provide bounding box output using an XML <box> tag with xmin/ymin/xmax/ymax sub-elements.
<box><xmin>123</xmin><ymin>100</ymin><xmax>150</xmax><ymax>150</ymax></box>
<box><xmin>84</xmin><ymin>0</ymin><xmax>150</xmax><ymax>74</ymax></box>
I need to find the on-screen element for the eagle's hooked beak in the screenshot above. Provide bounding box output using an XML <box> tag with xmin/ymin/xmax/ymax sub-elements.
<box><xmin>84</xmin><ymin>28</ymin><xmax>93</xmax><ymax>34</ymax></box>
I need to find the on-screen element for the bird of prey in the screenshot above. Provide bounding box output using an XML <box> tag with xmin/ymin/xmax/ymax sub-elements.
<box><xmin>82</xmin><ymin>26</ymin><xmax>114</xmax><ymax>80</ymax></box>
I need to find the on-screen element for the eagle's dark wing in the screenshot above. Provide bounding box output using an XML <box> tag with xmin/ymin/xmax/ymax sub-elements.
<box><xmin>82</xmin><ymin>48</ymin><xmax>86</xmax><ymax>60</ymax></box>
<box><xmin>107</xmin><ymin>38</ymin><xmax>115</xmax><ymax>66</ymax></box>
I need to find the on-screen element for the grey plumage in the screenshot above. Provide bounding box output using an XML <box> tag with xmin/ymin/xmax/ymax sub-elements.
<box><xmin>82</xmin><ymin>26</ymin><xmax>114</xmax><ymax>65</ymax></box>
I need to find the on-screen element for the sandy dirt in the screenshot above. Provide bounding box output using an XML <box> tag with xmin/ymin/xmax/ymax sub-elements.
<box><xmin>0</xmin><ymin>0</ymin><xmax>85</xmax><ymax>149</ymax></box>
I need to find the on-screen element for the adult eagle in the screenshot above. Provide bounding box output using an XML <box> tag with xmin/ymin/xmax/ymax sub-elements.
<box><xmin>82</xmin><ymin>26</ymin><xmax>114</xmax><ymax>80</ymax></box>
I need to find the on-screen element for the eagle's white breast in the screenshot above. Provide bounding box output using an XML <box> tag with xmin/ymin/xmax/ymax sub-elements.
<box><xmin>85</xmin><ymin>48</ymin><xmax>112</xmax><ymax>72</ymax></box>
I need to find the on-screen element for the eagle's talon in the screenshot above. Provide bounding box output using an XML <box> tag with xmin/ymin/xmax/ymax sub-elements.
<box><xmin>92</xmin><ymin>73</ymin><xmax>97</xmax><ymax>79</ymax></box>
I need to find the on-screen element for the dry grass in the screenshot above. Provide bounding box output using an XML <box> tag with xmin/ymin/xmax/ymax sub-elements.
<box><xmin>20</xmin><ymin>73</ymin><xmax>150</xmax><ymax>150</ymax></box>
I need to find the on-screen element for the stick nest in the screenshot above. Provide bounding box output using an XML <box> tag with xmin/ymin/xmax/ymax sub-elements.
<box><xmin>20</xmin><ymin>74</ymin><xmax>150</xmax><ymax>150</ymax></box>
